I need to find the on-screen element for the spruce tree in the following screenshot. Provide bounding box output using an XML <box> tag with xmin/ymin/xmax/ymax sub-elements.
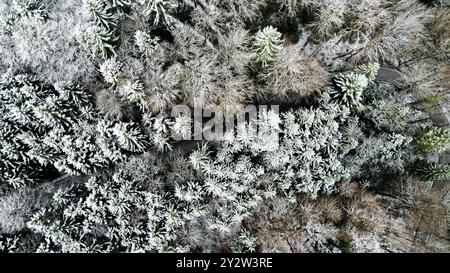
<box><xmin>415</xmin><ymin>127</ymin><xmax>450</xmax><ymax>154</ymax></box>
<box><xmin>417</xmin><ymin>162</ymin><xmax>450</xmax><ymax>181</ymax></box>
<box><xmin>254</xmin><ymin>26</ymin><xmax>283</xmax><ymax>68</ymax></box>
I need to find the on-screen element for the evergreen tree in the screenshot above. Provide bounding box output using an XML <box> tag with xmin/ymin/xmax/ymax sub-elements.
<box><xmin>80</xmin><ymin>25</ymin><xmax>118</xmax><ymax>59</ymax></box>
<box><xmin>86</xmin><ymin>0</ymin><xmax>118</xmax><ymax>29</ymax></box>
<box><xmin>417</xmin><ymin>162</ymin><xmax>450</xmax><ymax>181</ymax></box>
<box><xmin>12</xmin><ymin>0</ymin><xmax>47</xmax><ymax>20</ymax></box>
<box><xmin>141</xmin><ymin>0</ymin><xmax>176</xmax><ymax>26</ymax></box>
<box><xmin>329</xmin><ymin>64</ymin><xmax>379</xmax><ymax>107</ymax></box>
<box><xmin>415</xmin><ymin>127</ymin><xmax>450</xmax><ymax>154</ymax></box>
<box><xmin>99</xmin><ymin>57</ymin><xmax>122</xmax><ymax>84</ymax></box>
<box><xmin>254</xmin><ymin>26</ymin><xmax>283</xmax><ymax>68</ymax></box>
<box><xmin>134</xmin><ymin>30</ymin><xmax>160</xmax><ymax>56</ymax></box>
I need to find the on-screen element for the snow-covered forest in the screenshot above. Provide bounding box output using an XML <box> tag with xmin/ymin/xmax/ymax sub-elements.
<box><xmin>0</xmin><ymin>0</ymin><xmax>449</xmax><ymax>253</ymax></box>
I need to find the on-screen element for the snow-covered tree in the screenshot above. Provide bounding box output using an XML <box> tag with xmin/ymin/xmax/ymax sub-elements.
<box><xmin>254</xmin><ymin>26</ymin><xmax>283</xmax><ymax>68</ymax></box>
<box><xmin>134</xmin><ymin>30</ymin><xmax>160</xmax><ymax>56</ymax></box>
<box><xmin>99</xmin><ymin>57</ymin><xmax>122</xmax><ymax>84</ymax></box>
<box><xmin>140</xmin><ymin>0</ymin><xmax>176</xmax><ymax>26</ymax></box>
<box><xmin>417</xmin><ymin>162</ymin><xmax>450</xmax><ymax>181</ymax></box>
<box><xmin>79</xmin><ymin>25</ymin><xmax>117</xmax><ymax>58</ymax></box>
<box><xmin>329</xmin><ymin>63</ymin><xmax>379</xmax><ymax>107</ymax></box>
<box><xmin>414</xmin><ymin>127</ymin><xmax>450</xmax><ymax>154</ymax></box>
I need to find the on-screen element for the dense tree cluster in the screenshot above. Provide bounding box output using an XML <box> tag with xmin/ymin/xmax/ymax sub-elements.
<box><xmin>0</xmin><ymin>0</ymin><xmax>449</xmax><ymax>253</ymax></box>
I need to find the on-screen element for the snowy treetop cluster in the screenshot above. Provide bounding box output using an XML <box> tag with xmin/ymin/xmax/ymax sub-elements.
<box><xmin>0</xmin><ymin>0</ymin><xmax>449</xmax><ymax>253</ymax></box>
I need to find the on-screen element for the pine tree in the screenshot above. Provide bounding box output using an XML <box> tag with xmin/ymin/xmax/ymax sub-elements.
<box><xmin>353</xmin><ymin>62</ymin><xmax>380</xmax><ymax>82</ymax></box>
<box><xmin>189</xmin><ymin>144</ymin><xmax>210</xmax><ymax>171</ymax></box>
<box><xmin>99</xmin><ymin>58</ymin><xmax>122</xmax><ymax>84</ymax></box>
<box><xmin>117</xmin><ymin>80</ymin><xmax>149</xmax><ymax>109</ymax></box>
<box><xmin>329</xmin><ymin>63</ymin><xmax>379</xmax><ymax>107</ymax></box>
<box><xmin>417</xmin><ymin>162</ymin><xmax>450</xmax><ymax>181</ymax></box>
<box><xmin>80</xmin><ymin>25</ymin><xmax>118</xmax><ymax>59</ymax></box>
<box><xmin>55</xmin><ymin>82</ymin><xmax>91</xmax><ymax>107</ymax></box>
<box><xmin>85</xmin><ymin>0</ymin><xmax>118</xmax><ymax>29</ymax></box>
<box><xmin>141</xmin><ymin>0</ymin><xmax>176</xmax><ymax>26</ymax></box>
<box><xmin>12</xmin><ymin>0</ymin><xmax>47</xmax><ymax>20</ymax></box>
<box><xmin>254</xmin><ymin>26</ymin><xmax>283</xmax><ymax>68</ymax></box>
<box><xmin>330</xmin><ymin>72</ymin><xmax>368</xmax><ymax>107</ymax></box>
<box><xmin>415</xmin><ymin>127</ymin><xmax>450</xmax><ymax>154</ymax></box>
<box><xmin>112</xmin><ymin>122</ymin><xmax>149</xmax><ymax>153</ymax></box>
<box><xmin>134</xmin><ymin>30</ymin><xmax>160</xmax><ymax>56</ymax></box>
<box><xmin>233</xmin><ymin>229</ymin><xmax>258</xmax><ymax>253</ymax></box>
